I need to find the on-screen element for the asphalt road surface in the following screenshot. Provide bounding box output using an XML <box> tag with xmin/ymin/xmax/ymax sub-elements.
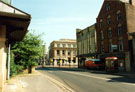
<box><xmin>37</xmin><ymin>67</ymin><xmax>135</xmax><ymax>92</ymax></box>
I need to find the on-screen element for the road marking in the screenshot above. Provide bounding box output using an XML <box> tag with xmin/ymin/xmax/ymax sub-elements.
<box><xmin>62</xmin><ymin>71</ymin><xmax>135</xmax><ymax>86</ymax></box>
<box><xmin>62</xmin><ymin>71</ymin><xmax>110</xmax><ymax>81</ymax></box>
<box><xmin>48</xmin><ymin>71</ymin><xmax>54</xmax><ymax>73</ymax></box>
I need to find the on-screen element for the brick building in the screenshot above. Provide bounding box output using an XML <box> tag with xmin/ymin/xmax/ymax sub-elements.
<box><xmin>96</xmin><ymin>0</ymin><xmax>135</xmax><ymax>72</ymax></box>
<box><xmin>76</xmin><ymin>24</ymin><xmax>97</xmax><ymax>68</ymax></box>
<box><xmin>49</xmin><ymin>39</ymin><xmax>78</xmax><ymax>66</ymax></box>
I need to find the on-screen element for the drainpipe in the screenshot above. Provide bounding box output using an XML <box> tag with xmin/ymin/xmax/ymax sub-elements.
<box><xmin>7</xmin><ymin>44</ymin><xmax>11</xmax><ymax>80</ymax></box>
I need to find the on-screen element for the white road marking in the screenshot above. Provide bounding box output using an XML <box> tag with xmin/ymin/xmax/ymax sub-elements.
<box><xmin>62</xmin><ymin>71</ymin><xmax>110</xmax><ymax>81</ymax></box>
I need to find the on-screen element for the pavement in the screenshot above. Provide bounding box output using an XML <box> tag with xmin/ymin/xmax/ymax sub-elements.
<box><xmin>3</xmin><ymin>71</ymin><xmax>70</xmax><ymax>92</ymax></box>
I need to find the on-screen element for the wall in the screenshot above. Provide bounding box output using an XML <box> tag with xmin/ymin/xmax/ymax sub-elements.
<box><xmin>0</xmin><ymin>25</ymin><xmax>7</xmax><ymax>92</ymax></box>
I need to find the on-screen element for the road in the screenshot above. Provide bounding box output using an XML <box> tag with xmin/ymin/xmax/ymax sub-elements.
<box><xmin>37</xmin><ymin>67</ymin><xmax>135</xmax><ymax>92</ymax></box>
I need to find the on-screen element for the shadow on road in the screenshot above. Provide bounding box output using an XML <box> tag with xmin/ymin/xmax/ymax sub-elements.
<box><xmin>108</xmin><ymin>76</ymin><xmax>135</xmax><ymax>84</ymax></box>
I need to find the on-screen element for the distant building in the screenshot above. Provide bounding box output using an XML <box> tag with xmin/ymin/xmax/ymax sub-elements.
<box><xmin>96</xmin><ymin>0</ymin><xmax>135</xmax><ymax>72</ymax></box>
<box><xmin>43</xmin><ymin>43</ymin><xmax>47</xmax><ymax>58</ymax></box>
<box><xmin>42</xmin><ymin>43</ymin><xmax>48</xmax><ymax>64</ymax></box>
<box><xmin>76</xmin><ymin>24</ymin><xmax>97</xmax><ymax>68</ymax></box>
<box><xmin>49</xmin><ymin>39</ymin><xmax>78</xmax><ymax>66</ymax></box>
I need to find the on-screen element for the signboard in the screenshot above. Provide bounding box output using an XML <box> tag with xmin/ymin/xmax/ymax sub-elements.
<box><xmin>112</xmin><ymin>45</ymin><xmax>118</xmax><ymax>50</ymax></box>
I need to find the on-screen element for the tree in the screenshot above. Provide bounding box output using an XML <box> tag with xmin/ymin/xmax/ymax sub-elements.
<box><xmin>0</xmin><ymin>0</ymin><xmax>10</xmax><ymax>4</ymax></box>
<box><xmin>11</xmin><ymin>32</ymin><xmax>44</xmax><ymax>75</ymax></box>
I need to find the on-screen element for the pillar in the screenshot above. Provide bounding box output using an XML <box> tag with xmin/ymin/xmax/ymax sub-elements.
<box><xmin>125</xmin><ymin>51</ymin><xmax>131</xmax><ymax>72</ymax></box>
<box><xmin>0</xmin><ymin>25</ymin><xmax>7</xmax><ymax>92</ymax></box>
<box><xmin>54</xmin><ymin>59</ymin><xmax>57</xmax><ymax>66</ymax></box>
<box><xmin>133</xmin><ymin>36</ymin><xmax>135</xmax><ymax>71</ymax></box>
<box><xmin>76</xmin><ymin>57</ymin><xmax>78</xmax><ymax>66</ymax></box>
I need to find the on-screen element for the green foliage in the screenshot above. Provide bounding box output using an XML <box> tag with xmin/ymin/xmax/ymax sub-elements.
<box><xmin>10</xmin><ymin>52</ymin><xmax>17</xmax><ymax>76</ymax></box>
<box><xmin>10</xmin><ymin>32</ymin><xmax>44</xmax><ymax>76</ymax></box>
<box><xmin>0</xmin><ymin>0</ymin><xmax>10</xmax><ymax>4</ymax></box>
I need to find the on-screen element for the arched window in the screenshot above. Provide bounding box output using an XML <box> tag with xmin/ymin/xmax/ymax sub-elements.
<box><xmin>100</xmin><ymin>30</ymin><xmax>104</xmax><ymax>40</ymax></box>
<box><xmin>108</xmin><ymin>27</ymin><xmax>112</xmax><ymax>38</ymax></box>
<box><xmin>107</xmin><ymin>15</ymin><xmax>111</xmax><ymax>24</ymax></box>
<box><xmin>99</xmin><ymin>19</ymin><xmax>103</xmax><ymax>28</ymax></box>
<box><xmin>106</xmin><ymin>3</ymin><xmax>110</xmax><ymax>11</ymax></box>
<box><xmin>118</xmin><ymin>24</ymin><xmax>122</xmax><ymax>35</ymax></box>
<box><xmin>116</xmin><ymin>10</ymin><xmax>121</xmax><ymax>21</ymax></box>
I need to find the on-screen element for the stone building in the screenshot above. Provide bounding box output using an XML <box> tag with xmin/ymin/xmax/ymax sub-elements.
<box><xmin>0</xmin><ymin>1</ymin><xmax>31</xmax><ymax>92</ymax></box>
<box><xmin>96</xmin><ymin>0</ymin><xmax>135</xmax><ymax>72</ymax></box>
<box><xmin>49</xmin><ymin>39</ymin><xmax>78</xmax><ymax>66</ymax></box>
<box><xmin>76</xmin><ymin>24</ymin><xmax>97</xmax><ymax>68</ymax></box>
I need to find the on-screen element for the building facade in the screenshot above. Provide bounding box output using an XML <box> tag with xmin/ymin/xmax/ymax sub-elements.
<box><xmin>0</xmin><ymin>1</ymin><xmax>31</xmax><ymax>91</ymax></box>
<box><xmin>49</xmin><ymin>39</ymin><xmax>78</xmax><ymax>66</ymax></box>
<box><xmin>76</xmin><ymin>24</ymin><xmax>97</xmax><ymax>68</ymax></box>
<box><xmin>96</xmin><ymin>0</ymin><xmax>135</xmax><ymax>72</ymax></box>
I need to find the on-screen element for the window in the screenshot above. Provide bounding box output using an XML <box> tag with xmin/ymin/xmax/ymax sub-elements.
<box><xmin>68</xmin><ymin>44</ymin><xmax>71</xmax><ymax>48</ymax></box>
<box><xmin>109</xmin><ymin>40</ymin><xmax>112</xmax><ymax>52</ymax></box>
<box><xmin>73</xmin><ymin>44</ymin><xmax>76</xmax><ymax>48</ymax></box>
<box><xmin>57</xmin><ymin>50</ymin><xmax>60</xmax><ymax>55</ymax></box>
<box><xmin>73</xmin><ymin>57</ymin><xmax>76</xmax><ymax>63</ymax></box>
<box><xmin>108</xmin><ymin>28</ymin><xmax>112</xmax><ymax>38</ymax></box>
<box><xmin>100</xmin><ymin>31</ymin><xmax>104</xmax><ymax>40</ymax></box>
<box><xmin>62</xmin><ymin>50</ymin><xmax>65</xmax><ymax>55</ymax></box>
<box><xmin>81</xmin><ymin>33</ymin><xmax>84</xmax><ymax>41</ymax></box>
<box><xmin>107</xmin><ymin>15</ymin><xmax>111</xmax><ymax>24</ymax></box>
<box><xmin>101</xmin><ymin>42</ymin><xmax>104</xmax><ymax>53</ymax></box>
<box><xmin>106</xmin><ymin>3</ymin><xmax>110</xmax><ymax>11</ymax></box>
<box><xmin>118</xmin><ymin>24</ymin><xmax>122</xmax><ymax>35</ymax></box>
<box><xmin>68</xmin><ymin>50</ymin><xmax>71</xmax><ymax>55</ymax></box>
<box><xmin>118</xmin><ymin>39</ymin><xmax>123</xmax><ymax>51</ymax></box>
<box><xmin>62</xmin><ymin>44</ymin><xmax>65</xmax><ymax>47</ymax></box>
<box><xmin>116</xmin><ymin>10</ymin><xmax>121</xmax><ymax>21</ymax></box>
<box><xmin>73</xmin><ymin>50</ymin><xmax>76</xmax><ymax>55</ymax></box>
<box><xmin>57</xmin><ymin>44</ymin><xmax>60</xmax><ymax>47</ymax></box>
<box><xmin>99</xmin><ymin>19</ymin><xmax>103</xmax><ymax>28</ymax></box>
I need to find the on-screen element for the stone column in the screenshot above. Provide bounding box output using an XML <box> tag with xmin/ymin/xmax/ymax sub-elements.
<box><xmin>70</xmin><ymin>51</ymin><xmax>73</xmax><ymax>66</ymax></box>
<box><xmin>54</xmin><ymin>59</ymin><xmax>57</xmax><ymax>66</ymax></box>
<box><xmin>0</xmin><ymin>25</ymin><xmax>7</xmax><ymax>92</ymax></box>
<box><xmin>76</xmin><ymin>57</ymin><xmax>78</xmax><ymax>66</ymax></box>
<box><xmin>59</xmin><ymin>50</ymin><xmax>63</xmax><ymax>66</ymax></box>
<box><xmin>65</xmin><ymin>50</ymin><xmax>68</xmax><ymax>65</ymax></box>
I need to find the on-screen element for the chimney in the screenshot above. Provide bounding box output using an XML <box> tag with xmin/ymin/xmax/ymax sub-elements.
<box><xmin>129</xmin><ymin>0</ymin><xmax>135</xmax><ymax>5</ymax></box>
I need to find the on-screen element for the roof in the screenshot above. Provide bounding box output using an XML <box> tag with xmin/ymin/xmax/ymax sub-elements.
<box><xmin>0</xmin><ymin>1</ymin><xmax>31</xmax><ymax>44</ymax></box>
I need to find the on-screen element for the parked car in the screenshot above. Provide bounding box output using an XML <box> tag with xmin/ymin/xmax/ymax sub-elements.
<box><xmin>85</xmin><ymin>59</ymin><xmax>104</xmax><ymax>70</ymax></box>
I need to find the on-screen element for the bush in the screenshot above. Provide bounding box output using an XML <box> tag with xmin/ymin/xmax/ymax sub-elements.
<box><xmin>10</xmin><ymin>32</ymin><xmax>44</xmax><ymax>75</ymax></box>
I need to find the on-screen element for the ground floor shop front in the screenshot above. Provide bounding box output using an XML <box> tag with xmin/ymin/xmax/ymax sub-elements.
<box><xmin>50</xmin><ymin>57</ymin><xmax>78</xmax><ymax>66</ymax></box>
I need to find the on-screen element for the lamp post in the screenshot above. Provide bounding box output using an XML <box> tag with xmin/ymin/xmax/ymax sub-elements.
<box><xmin>7</xmin><ymin>44</ymin><xmax>11</xmax><ymax>80</ymax></box>
<box><xmin>10</xmin><ymin>0</ymin><xmax>13</xmax><ymax>5</ymax></box>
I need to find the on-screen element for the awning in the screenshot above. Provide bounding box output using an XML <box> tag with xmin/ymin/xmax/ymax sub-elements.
<box><xmin>0</xmin><ymin>1</ymin><xmax>31</xmax><ymax>44</ymax></box>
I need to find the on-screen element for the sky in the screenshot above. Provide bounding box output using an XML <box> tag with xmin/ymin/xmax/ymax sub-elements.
<box><xmin>13</xmin><ymin>0</ymin><xmax>104</xmax><ymax>51</ymax></box>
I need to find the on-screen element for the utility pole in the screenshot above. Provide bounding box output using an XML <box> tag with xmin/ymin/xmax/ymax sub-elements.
<box><xmin>10</xmin><ymin>0</ymin><xmax>13</xmax><ymax>5</ymax></box>
<box><xmin>7</xmin><ymin>44</ymin><xmax>11</xmax><ymax>80</ymax></box>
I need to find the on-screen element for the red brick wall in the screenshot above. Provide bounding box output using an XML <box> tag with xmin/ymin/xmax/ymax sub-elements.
<box><xmin>96</xmin><ymin>1</ymin><xmax>129</xmax><ymax>54</ymax></box>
